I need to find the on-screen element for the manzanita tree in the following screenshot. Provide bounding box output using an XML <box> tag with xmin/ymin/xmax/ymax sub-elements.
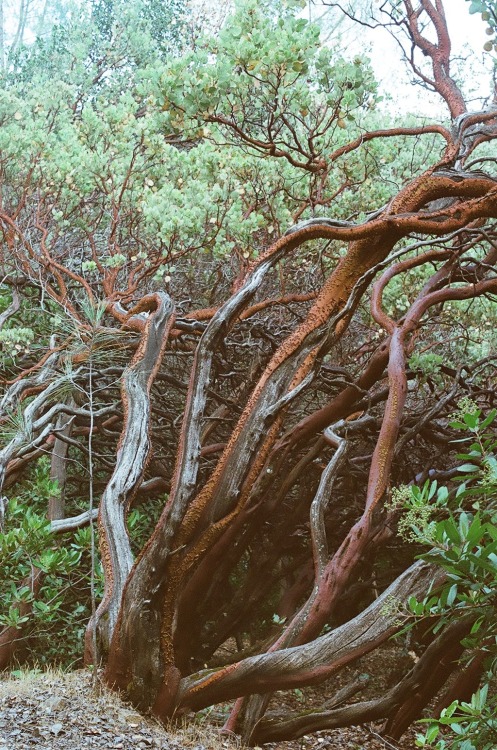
<box><xmin>0</xmin><ymin>0</ymin><xmax>496</xmax><ymax>744</ymax></box>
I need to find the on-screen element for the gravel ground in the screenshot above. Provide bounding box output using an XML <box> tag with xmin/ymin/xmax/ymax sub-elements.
<box><xmin>0</xmin><ymin>670</ymin><xmax>418</xmax><ymax>750</ymax></box>
<box><xmin>0</xmin><ymin>671</ymin><xmax>234</xmax><ymax>750</ymax></box>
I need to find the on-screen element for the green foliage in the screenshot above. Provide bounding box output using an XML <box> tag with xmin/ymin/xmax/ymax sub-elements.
<box><xmin>393</xmin><ymin>405</ymin><xmax>497</xmax><ymax>750</ymax></box>
<box><xmin>0</xmin><ymin>9</ymin><xmax>295</xmax><ymax>277</ymax></box>
<box><xmin>127</xmin><ymin>498</ymin><xmax>165</xmax><ymax>554</ymax></box>
<box><xmin>379</xmin><ymin>258</ymin><xmax>497</xmax><ymax>365</ymax></box>
<box><xmin>0</xmin><ymin>326</ymin><xmax>34</xmax><ymax>354</ymax></box>
<box><xmin>91</xmin><ymin>0</ymin><xmax>188</xmax><ymax>57</ymax></box>
<box><xmin>0</xmin><ymin>458</ymin><xmax>103</xmax><ymax>668</ymax></box>
<box><xmin>0</xmin><ymin>287</ymin><xmax>38</xmax><ymax>369</ymax></box>
<box><xmin>408</xmin><ymin>352</ymin><xmax>445</xmax><ymax>385</ymax></box>
<box><xmin>0</xmin><ymin>455</ymin><xmax>173</xmax><ymax>667</ymax></box>
<box><xmin>157</xmin><ymin>0</ymin><xmax>379</xmax><ymax>151</ymax></box>
<box><xmin>465</xmin><ymin>0</ymin><xmax>497</xmax><ymax>53</ymax></box>
<box><xmin>0</xmin><ymin>0</ymin><xmax>444</xmax><ymax>329</ymax></box>
<box><xmin>0</xmin><ymin>0</ymin><xmax>493</xmax><ymax>698</ymax></box>
<box><xmin>416</xmin><ymin>685</ymin><xmax>497</xmax><ymax>749</ymax></box>
<box><xmin>0</xmin><ymin>0</ymin><xmax>74</xmax><ymax>69</ymax></box>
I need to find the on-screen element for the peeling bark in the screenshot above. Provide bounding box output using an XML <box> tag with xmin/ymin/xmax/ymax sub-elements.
<box><xmin>2</xmin><ymin>14</ymin><xmax>497</xmax><ymax>741</ymax></box>
<box><xmin>178</xmin><ymin>562</ymin><xmax>444</xmax><ymax>709</ymax></box>
<box><xmin>250</xmin><ymin>617</ymin><xmax>472</xmax><ymax>743</ymax></box>
<box><xmin>87</xmin><ymin>292</ymin><xmax>175</xmax><ymax>658</ymax></box>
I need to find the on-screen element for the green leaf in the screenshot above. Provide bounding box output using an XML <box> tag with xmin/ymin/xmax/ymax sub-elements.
<box><xmin>440</xmin><ymin>700</ymin><xmax>459</xmax><ymax>719</ymax></box>
<box><xmin>446</xmin><ymin>583</ymin><xmax>458</xmax><ymax>606</ymax></box>
<box><xmin>436</xmin><ymin>485</ymin><xmax>449</xmax><ymax>504</ymax></box>
<box><xmin>408</xmin><ymin>596</ymin><xmax>426</xmax><ymax>615</ymax></box>
<box><xmin>428</xmin><ymin>480</ymin><xmax>437</xmax><ymax>500</ymax></box>
<box><xmin>466</xmin><ymin>515</ymin><xmax>483</xmax><ymax>545</ymax></box>
<box><xmin>480</xmin><ymin>409</ymin><xmax>497</xmax><ymax>429</ymax></box>
<box><xmin>425</xmin><ymin>723</ymin><xmax>439</xmax><ymax>743</ymax></box>
<box><xmin>457</xmin><ymin>464</ymin><xmax>479</xmax><ymax>472</ymax></box>
<box><xmin>468</xmin><ymin>1</ymin><xmax>485</xmax><ymax>14</ymax></box>
<box><xmin>470</xmin><ymin>616</ymin><xmax>484</xmax><ymax>634</ymax></box>
<box><xmin>442</xmin><ymin>516</ymin><xmax>462</xmax><ymax>544</ymax></box>
<box><xmin>450</xmin><ymin>420</ymin><xmax>468</xmax><ymax>430</ymax></box>
<box><xmin>459</xmin><ymin>512</ymin><xmax>470</xmax><ymax>537</ymax></box>
<box><xmin>463</xmin><ymin>412</ymin><xmax>479</xmax><ymax>429</ymax></box>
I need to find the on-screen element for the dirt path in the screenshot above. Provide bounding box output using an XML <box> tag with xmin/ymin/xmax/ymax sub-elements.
<box><xmin>0</xmin><ymin>670</ymin><xmax>417</xmax><ymax>750</ymax></box>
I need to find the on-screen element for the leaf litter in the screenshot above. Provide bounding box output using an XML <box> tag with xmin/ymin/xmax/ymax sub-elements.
<box><xmin>0</xmin><ymin>668</ymin><xmax>416</xmax><ymax>750</ymax></box>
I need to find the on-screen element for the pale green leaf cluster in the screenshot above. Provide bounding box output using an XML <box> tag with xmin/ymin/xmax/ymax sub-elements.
<box><xmin>0</xmin><ymin>0</ymin><xmax>454</xmax><ymax>326</ymax></box>
<box><xmin>156</xmin><ymin>0</ymin><xmax>380</xmax><ymax>155</ymax></box>
<box><xmin>466</xmin><ymin>0</ymin><xmax>497</xmax><ymax>54</ymax></box>
<box><xmin>397</xmin><ymin>408</ymin><xmax>497</xmax><ymax>750</ymax></box>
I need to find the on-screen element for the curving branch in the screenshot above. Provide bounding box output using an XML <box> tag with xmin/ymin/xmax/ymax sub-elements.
<box><xmin>1</xmin><ymin>7</ymin><xmax>497</xmax><ymax>740</ymax></box>
<box><xmin>402</xmin><ymin>0</ymin><xmax>467</xmax><ymax>119</ymax></box>
<box><xmin>99</xmin><ymin>158</ymin><xmax>497</xmax><ymax>722</ymax></box>
<box><xmin>0</xmin><ymin>346</ymin><xmax>60</xmax><ymax>415</ymax></box>
<box><xmin>0</xmin><ymin>287</ymin><xmax>20</xmax><ymax>330</ymax></box>
<box><xmin>223</xmin><ymin>419</ymin><xmax>350</xmax><ymax>734</ymax></box>
<box><xmin>50</xmin><ymin>508</ymin><xmax>99</xmax><ymax>533</ymax></box>
<box><xmin>87</xmin><ymin>292</ymin><xmax>175</xmax><ymax>658</ymax></box>
<box><xmin>231</xmin><ymin>230</ymin><xmax>497</xmax><ymax>737</ymax></box>
<box><xmin>178</xmin><ymin>561</ymin><xmax>444</xmax><ymax>710</ymax></box>
<box><xmin>250</xmin><ymin>616</ymin><xmax>473</xmax><ymax>743</ymax></box>
<box><xmin>0</xmin><ymin>375</ymin><xmax>73</xmax><ymax>494</ymax></box>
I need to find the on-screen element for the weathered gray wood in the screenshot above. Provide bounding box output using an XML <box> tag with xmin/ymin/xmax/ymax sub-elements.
<box><xmin>178</xmin><ymin>561</ymin><xmax>444</xmax><ymax>710</ymax></box>
<box><xmin>251</xmin><ymin>617</ymin><xmax>471</xmax><ymax>743</ymax></box>
<box><xmin>51</xmin><ymin>508</ymin><xmax>98</xmax><ymax>533</ymax></box>
<box><xmin>91</xmin><ymin>293</ymin><xmax>175</xmax><ymax>654</ymax></box>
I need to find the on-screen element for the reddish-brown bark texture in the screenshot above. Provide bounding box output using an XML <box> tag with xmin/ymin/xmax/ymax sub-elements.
<box><xmin>1</xmin><ymin>1</ymin><xmax>497</xmax><ymax>745</ymax></box>
<box><xmin>100</xmin><ymin>163</ymin><xmax>497</xmax><ymax>736</ymax></box>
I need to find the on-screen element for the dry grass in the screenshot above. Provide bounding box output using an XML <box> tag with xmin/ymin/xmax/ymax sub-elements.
<box><xmin>165</xmin><ymin>718</ymin><xmax>242</xmax><ymax>750</ymax></box>
<box><xmin>0</xmin><ymin>663</ymin><xmax>66</xmax><ymax>697</ymax></box>
<box><xmin>0</xmin><ymin>667</ymin><xmax>243</xmax><ymax>749</ymax></box>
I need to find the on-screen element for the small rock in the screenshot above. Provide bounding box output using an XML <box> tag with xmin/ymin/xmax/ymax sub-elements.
<box><xmin>42</xmin><ymin>695</ymin><xmax>65</xmax><ymax>713</ymax></box>
<box><xmin>50</xmin><ymin>722</ymin><xmax>63</xmax><ymax>735</ymax></box>
<box><xmin>117</xmin><ymin>708</ymin><xmax>143</xmax><ymax>724</ymax></box>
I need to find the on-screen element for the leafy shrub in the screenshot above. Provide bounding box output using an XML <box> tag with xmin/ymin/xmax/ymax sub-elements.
<box><xmin>392</xmin><ymin>404</ymin><xmax>497</xmax><ymax>750</ymax></box>
<box><xmin>0</xmin><ymin>459</ymin><xmax>103</xmax><ymax>668</ymax></box>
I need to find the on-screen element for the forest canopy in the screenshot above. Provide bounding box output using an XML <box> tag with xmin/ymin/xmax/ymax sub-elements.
<box><xmin>0</xmin><ymin>0</ymin><xmax>496</xmax><ymax>747</ymax></box>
